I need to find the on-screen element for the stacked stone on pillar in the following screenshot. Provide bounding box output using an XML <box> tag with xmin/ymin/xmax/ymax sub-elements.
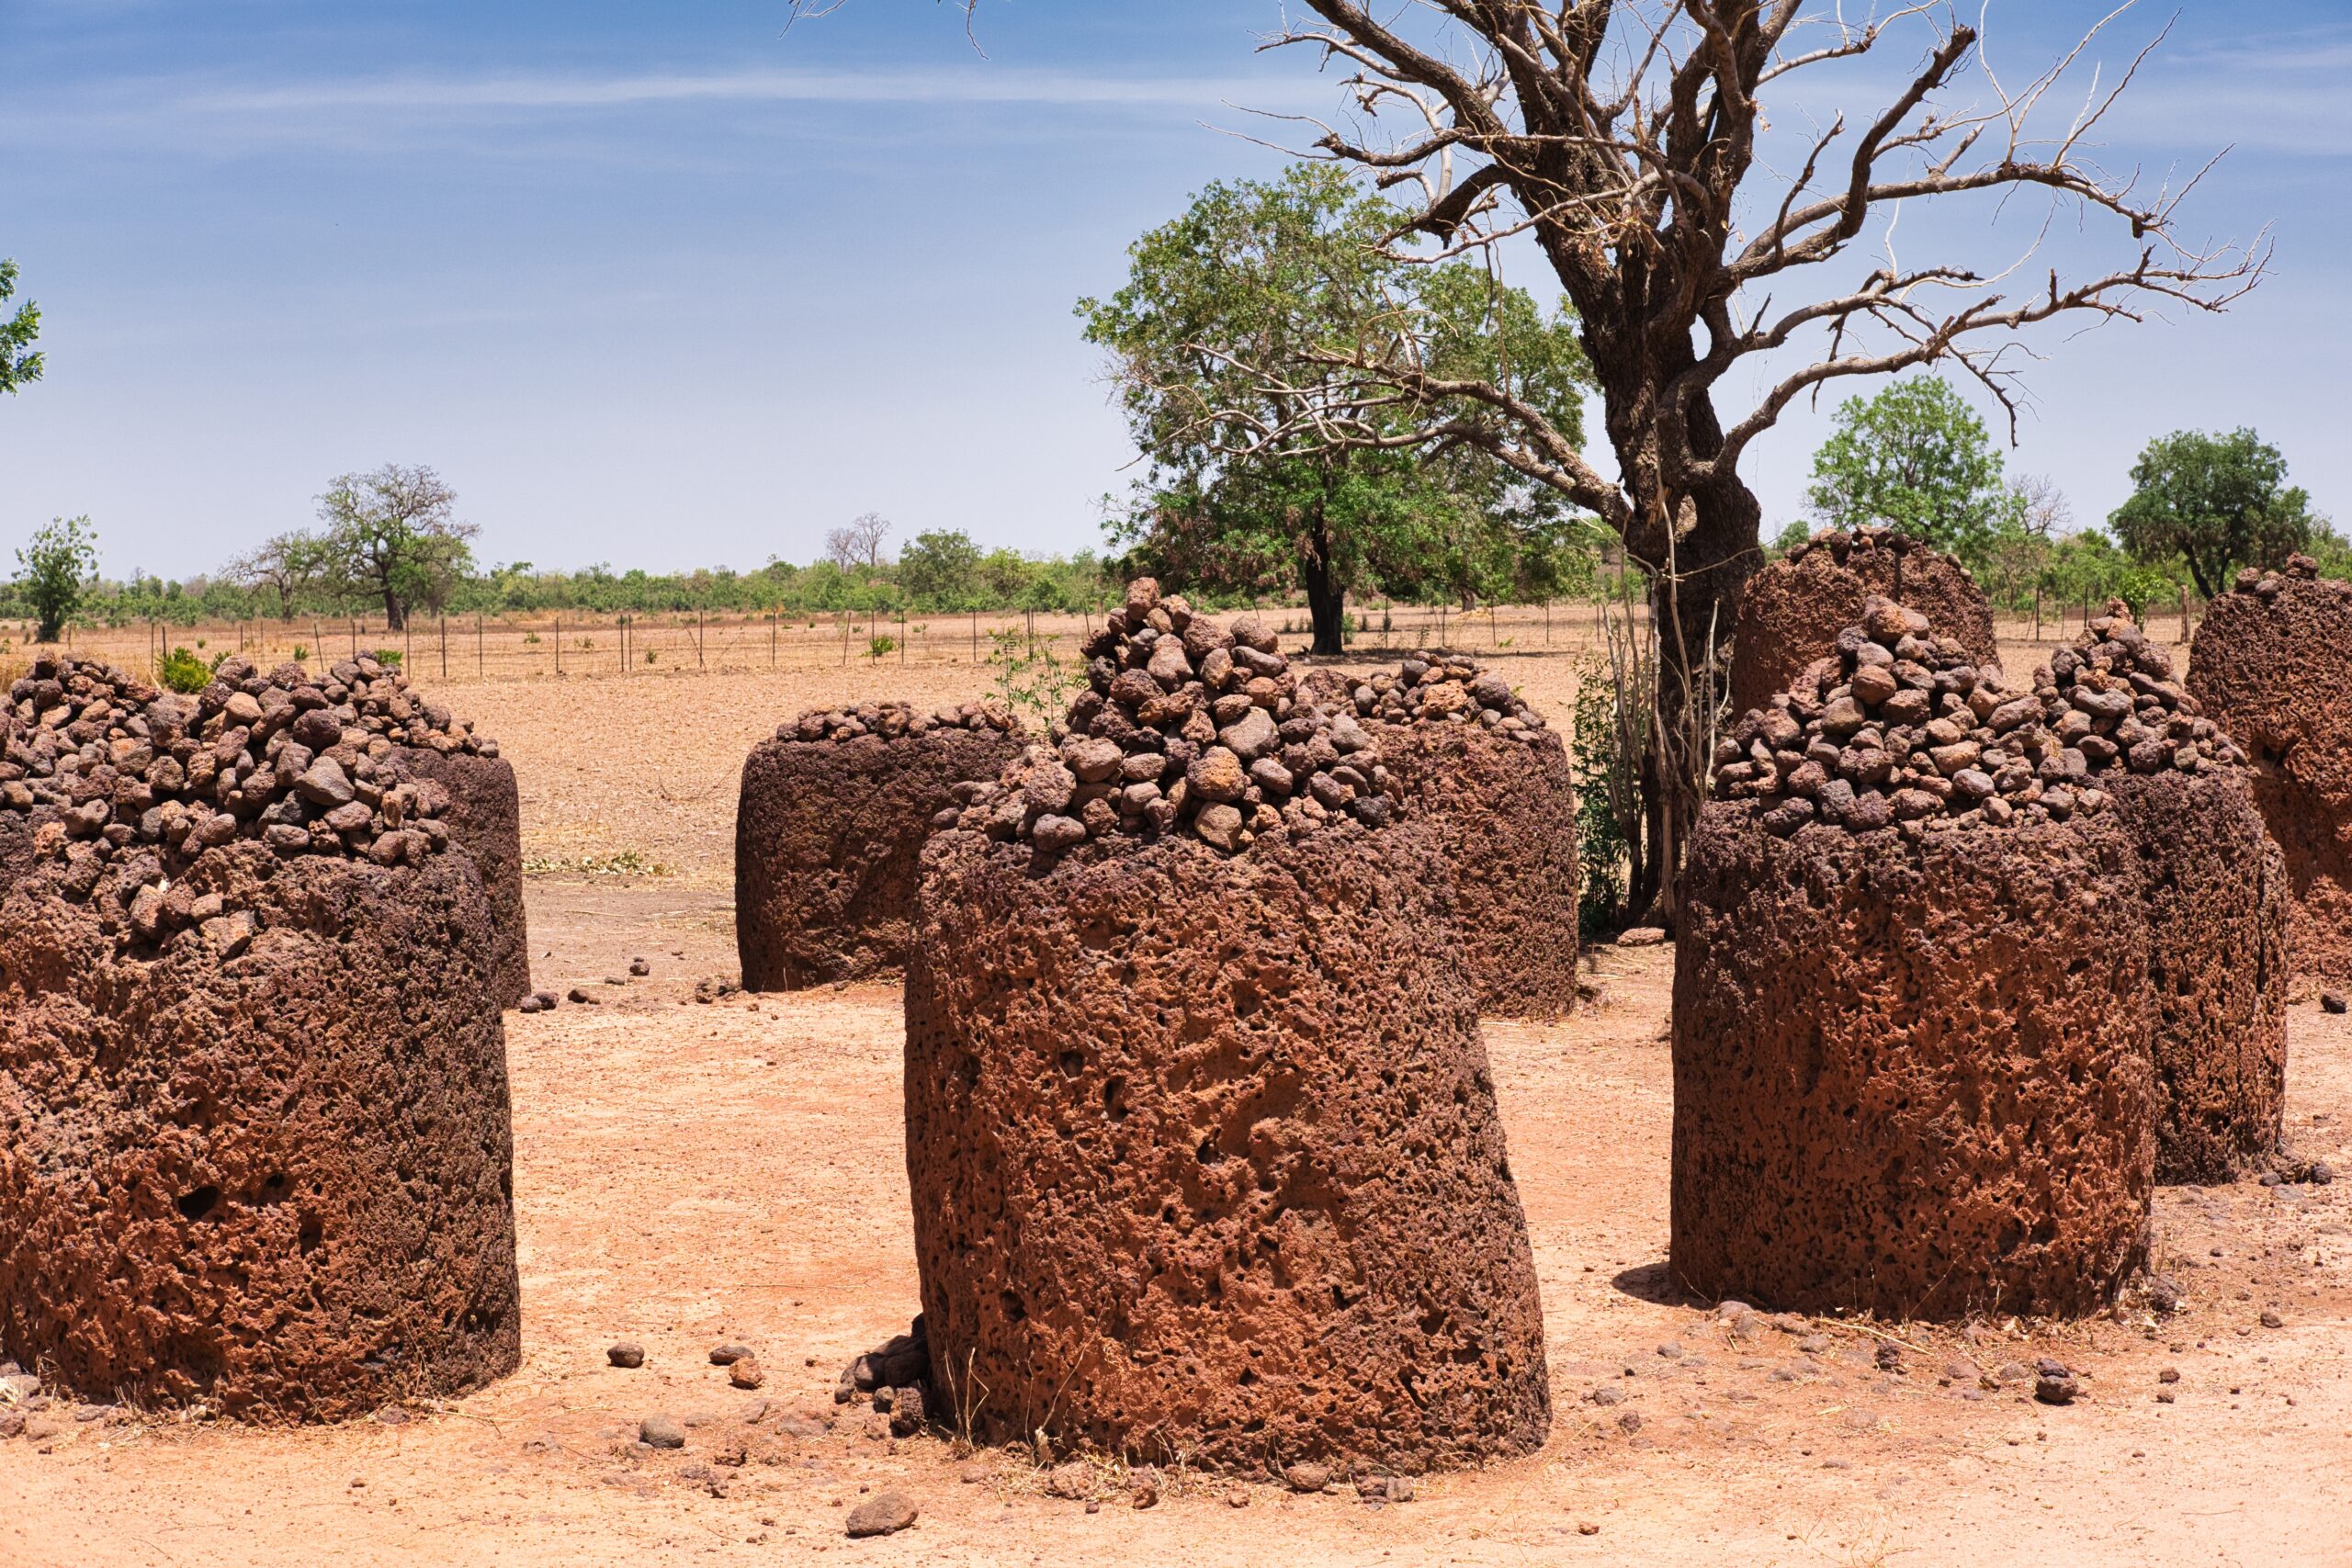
<box><xmin>2189</xmin><ymin>553</ymin><xmax>2352</xmax><ymax>986</ymax></box>
<box><xmin>1312</xmin><ymin>654</ymin><xmax>1578</xmax><ymax>1019</ymax></box>
<box><xmin>904</xmin><ymin>580</ymin><xmax>1550</xmax><ymax>1473</ymax></box>
<box><xmin>0</xmin><ymin>651</ymin><xmax>520</xmax><ymax>1419</ymax></box>
<box><xmin>1681</xmin><ymin>600</ymin><xmax>2156</xmax><ymax>1318</ymax></box>
<box><xmin>734</xmin><ymin>701</ymin><xmax>1023</xmax><ymax>990</ymax></box>
<box><xmin>2049</xmin><ymin>603</ymin><xmax>2285</xmax><ymax>1180</ymax></box>
<box><xmin>1731</xmin><ymin>527</ymin><xmax>1998</xmax><ymax>717</ymax></box>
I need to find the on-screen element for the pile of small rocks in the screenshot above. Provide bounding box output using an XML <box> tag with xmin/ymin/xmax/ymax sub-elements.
<box><xmin>834</xmin><ymin>1317</ymin><xmax>931</xmax><ymax>1438</ymax></box>
<box><xmin>1713</xmin><ymin>596</ymin><xmax>2238</xmax><ymax>837</ymax></box>
<box><xmin>1785</xmin><ymin>525</ymin><xmax>1945</xmax><ymax>574</ymax></box>
<box><xmin>1323</xmin><ymin>650</ymin><xmax>1552</xmax><ymax>742</ymax></box>
<box><xmin>942</xmin><ymin>579</ymin><xmax>1394</xmax><ymax>854</ymax></box>
<box><xmin>2233</xmin><ymin>551</ymin><xmax>2336</xmax><ymax>598</ymax></box>
<box><xmin>2043</xmin><ymin>602</ymin><xmax>2242</xmax><ymax>773</ymax></box>
<box><xmin>1</xmin><ymin>652</ymin><xmax>462</xmax><ymax>947</ymax></box>
<box><xmin>776</xmin><ymin>699</ymin><xmax>1016</xmax><ymax>744</ymax></box>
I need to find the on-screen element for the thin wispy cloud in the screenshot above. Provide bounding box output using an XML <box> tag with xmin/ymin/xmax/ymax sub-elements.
<box><xmin>0</xmin><ymin>62</ymin><xmax>1335</xmax><ymax>160</ymax></box>
<box><xmin>187</xmin><ymin>66</ymin><xmax>1317</xmax><ymax>114</ymax></box>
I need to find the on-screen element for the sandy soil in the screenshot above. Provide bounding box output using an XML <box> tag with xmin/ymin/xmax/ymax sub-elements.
<box><xmin>7</xmin><ymin>636</ymin><xmax>2344</xmax><ymax>1568</ymax></box>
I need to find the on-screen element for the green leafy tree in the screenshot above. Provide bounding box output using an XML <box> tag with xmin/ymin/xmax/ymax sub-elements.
<box><xmin>2109</xmin><ymin>428</ymin><xmax>2320</xmax><ymax>598</ymax></box>
<box><xmin>1804</xmin><ymin>378</ymin><xmax>2018</xmax><ymax>563</ymax></box>
<box><xmin>316</xmin><ymin>464</ymin><xmax>478</xmax><ymax>630</ymax></box>
<box><xmin>0</xmin><ymin>260</ymin><xmax>40</xmax><ymax>395</ymax></box>
<box><xmin>1078</xmin><ymin>163</ymin><xmax>1590</xmax><ymax>652</ymax></box>
<box><xmin>16</xmin><ymin>515</ymin><xmax>97</xmax><ymax>641</ymax></box>
<box><xmin>898</xmin><ymin>528</ymin><xmax>983</xmax><ymax>608</ymax></box>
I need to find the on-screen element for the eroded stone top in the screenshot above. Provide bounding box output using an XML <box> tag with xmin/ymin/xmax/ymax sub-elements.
<box><xmin>941</xmin><ymin>577</ymin><xmax>1394</xmax><ymax>854</ymax></box>
<box><xmin>1324</xmin><ymin>650</ymin><xmax>1550</xmax><ymax>740</ymax></box>
<box><xmin>1782</xmin><ymin>525</ymin><xmax>1976</xmax><ymax>580</ymax></box>
<box><xmin>1713</xmin><ymin>597</ymin><xmax>2237</xmax><ymax>838</ymax></box>
<box><xmin>2</xmin><ymin>650</ymin><xmax>469</xmax><ymax>950</ymax></box>
<box><xmin>2230</xmin><ymin>551</ymin><xmax>2349</xmax><ymax>602</ymax></box>
<box><xmin>776</xmin><ymin>700</ymin><xmax>1018</xmax><ymax>744</ymax></box>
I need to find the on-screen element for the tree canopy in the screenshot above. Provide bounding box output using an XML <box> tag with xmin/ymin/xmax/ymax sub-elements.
<box><xmin>1077</xmin><ymin>162</ymin><xmax>1591</xmax><ymax>651</ymax></box>
<box><xmin>1804</xmin><ymin>378</ymin><xmax>2019</xmax><ymax>562</ymax></box>
<box><xmin>2109</xmin><ymin>428</ymin><xmax>2321</xmax><ymax>599</ymax></box>
<box><xmin>16</xmin><ymin>515</ymin><xmax>96</xmax><ymax>642</ymax></box>
<box><xmin>315</xmin><ymin>464</ymin><xmax>479</xmax><ymax>630</ymax></box>
<box><xmin>0</xmin><ymin>260</ymin><xmax>40</xmax><ymax>396</ymax></box>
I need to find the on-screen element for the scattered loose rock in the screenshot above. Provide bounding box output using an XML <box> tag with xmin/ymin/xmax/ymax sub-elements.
<box><xmin>842</xmin><ymin>1491</ymin><xmax>918</xmax><ymax>1538</ymax></box>
<box><xmin>1284</xmin><ymin>1462</ymin><xmax>1331</xmax><ymax>1494</ymax></box>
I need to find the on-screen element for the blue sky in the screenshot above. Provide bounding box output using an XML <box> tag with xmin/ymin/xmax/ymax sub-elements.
<box><xmin>1</xmin><ymin>1</ymin><xmax>2346</xmax><ymax>581</ymax></box>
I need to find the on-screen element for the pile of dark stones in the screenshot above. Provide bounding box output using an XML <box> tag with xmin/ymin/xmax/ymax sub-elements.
<box><xmin>2234</xmin><ymin>552</ymin><xmax>2333</xmax><ymax>597</ymax></box>
<box><xmin>834</xmin><ymin>1317</ymin><xmax>932</xmax><ymax>1438</ymax></box>
<box><xmin>777</xmin><ymin>699</ymin><xmax>1016</xmax><ymax>744</ymax></box>
<box><xmin>1712</xmin><ymin>596</ymin><xmax>2239</xmax><ymax>837</ymax></box>
<box><xmin>1322</xmin><ymin>650</ymin><xmax>1552</xmax><ymax>742</ymax></box>
<box><xmin>2</xmin><ymin>651</ymin><xmax>462</xmax><ymax>948</ymax></box>
<box><xmin>943</xmin><ymin>578</ymin><xmax>1394</xmax><ymax>854</ymax></box>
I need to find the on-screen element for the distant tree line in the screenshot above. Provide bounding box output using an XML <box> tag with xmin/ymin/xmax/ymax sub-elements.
<box><xmin>1780</xmin><ymin>375</ymin><xmax>2342</xmax><ymax>624</ymax></box>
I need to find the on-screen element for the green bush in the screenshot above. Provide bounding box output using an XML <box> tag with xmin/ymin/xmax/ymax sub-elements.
<box><xmin>156</xmin><ymin>646</ymin><xmax>220</xmax><ymax>694</ymax></box>
<box><xmin>371</xmin><ymin>648</ymin><xmax>402</xmax><ymax>668</ymax></box>
<box><xmin>1571</xmin><ymin>665</ymin><xmax>1633</xmax><ymax>939</ymax></box>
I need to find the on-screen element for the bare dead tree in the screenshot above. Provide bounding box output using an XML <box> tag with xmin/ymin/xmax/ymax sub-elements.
<box><xmin>790</xmin><ymin>0</ymin><xmax>2264</xmax><ymax>919</ymax></box>
<box><xmin>1229</xmin><ymin>0</ymin><xmax>2263</xmax><ymax>918</ymax></box>
<box><xmin>825</xmin><ymin>511</ymin><xmax>893</xmax><ymax>574</ymax></box>
<box><xmin>225</xmin><ymin>529</ymin><xmax>330</xmax><ymax>622</ymax></box>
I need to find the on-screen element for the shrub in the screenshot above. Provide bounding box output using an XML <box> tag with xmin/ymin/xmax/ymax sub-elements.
<box><xmin>867</xmin><ymin>635</ymin><xmax>897</xmax><ymax>660</ymax></box>
<box><xmin>372</xmin><ymin>648</ymin><xmax>402</xmax><ymax>668</ymax></box>
<box><xmin>1570</xmin><ymin>662</ymin><xmax>1635</xmax><ymax>939</ymax></box>
<box><xmin>291</xmin><ymin>643</ymin><xmax>310</xmax><ymax>662</ymax></box>
<box><xmin>156</xmin><ymin>646</ymin><xmax>220</xmax><ymax>694</ymax></box>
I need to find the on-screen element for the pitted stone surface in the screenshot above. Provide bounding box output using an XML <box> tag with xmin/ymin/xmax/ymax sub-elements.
<box><xmin>735</xmin><ymin>707</ymin><xmax>1022</xmax><ymax>989</ymax></box>
<box><xmin>905</xmin><ymin>825</ymin><xmax>1550</xmax><ymax>1472</ymax></box>
<box><xmin>2189</xmin><ymin>554</ymin><xmax>2352</xmax><ymax>985</ymax></box>
<box><xmin>2020</xmin><ymin>608</ymin><xmax>2286</xmax><ymax>1181</ymax></box>
<box><xmin>1310</xmin><ymin>652</ymin><xmax>1576</xmax><ymax>1018</ymax></box>
<box><xmin>0</xmin><ymin>844</ymin><xmax>521</xmax><ymax>1419</ymax></box>
<box><xmin>0</xmin><ymin>651</ymin><xmax>526</xmax><ymax>1004</ymax></box>
<box><xmin>1672</xmin><ymin>802</ymin><xmax>2154</xmax><ymax>1320</ymax></box>
<box><xmin>2100</xmin><ymin>769</ymin><xmax>2287</xmax><ymax>1179</ymax></box>
<box><xmin>1732</xmin><ymin>529</ymin><xmax>1997</xmax><ymax>716</ymax></box>
<box><xmin>386</xmin><ymin>747</ymin><xmax>529</xmax><ymax>1008</ymax></box>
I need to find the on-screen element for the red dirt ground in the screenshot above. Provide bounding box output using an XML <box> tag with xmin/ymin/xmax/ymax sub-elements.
<box><xmin>5</xmin><ymin>647</ymin><xmax>2348</xmax><ymax>1566</ymax></box>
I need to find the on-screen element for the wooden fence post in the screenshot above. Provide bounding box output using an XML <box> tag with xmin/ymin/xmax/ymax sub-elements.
<box><xmin>477</xmin><ymin>614</ymin><xmax>484</xmax><ymax>678</ymax></box>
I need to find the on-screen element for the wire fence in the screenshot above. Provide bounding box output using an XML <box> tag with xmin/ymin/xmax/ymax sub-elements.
<box><xmin>6</xmin><ymin>601</ymin><xmax>1650</xmax><ymax>685</ymax></box>
<box><xmin>2</xmin><ymin>590</ymin><xmax>2206</xmax><ymax>689</ymax></box>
